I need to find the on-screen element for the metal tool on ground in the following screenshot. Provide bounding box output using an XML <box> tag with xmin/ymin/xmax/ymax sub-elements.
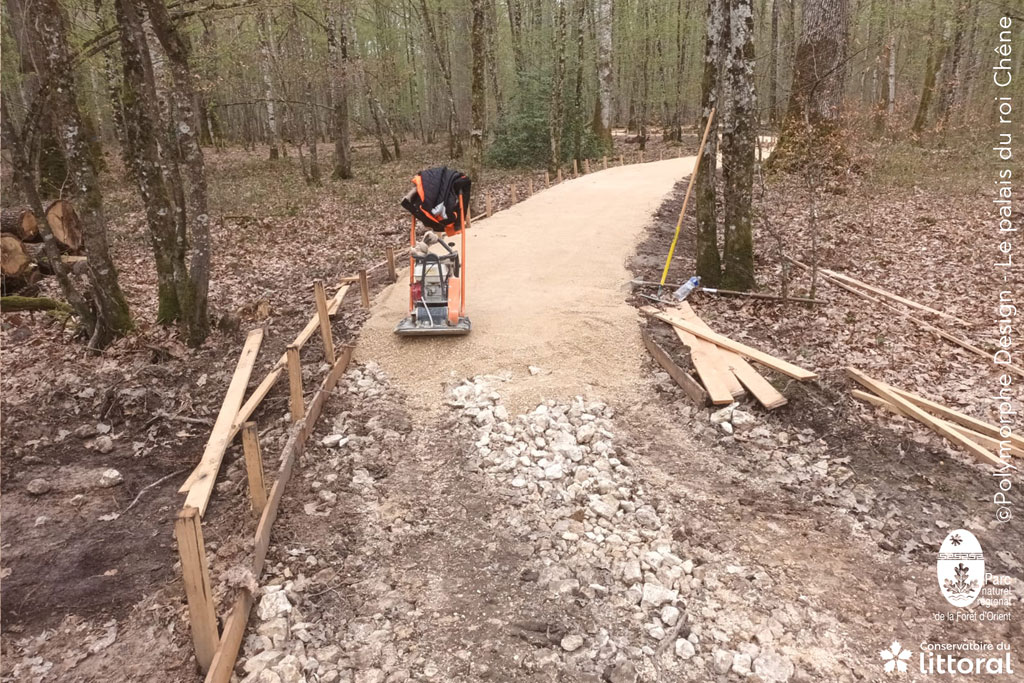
<box><xmin>657</xmin><ymin>107</ymin><xmax>715</xmax><ymax>298</ymax></box>
<box><xmin>395</xmin><ymin>166</ymin><xmax>472</xmax><ymax>336</ymax></box>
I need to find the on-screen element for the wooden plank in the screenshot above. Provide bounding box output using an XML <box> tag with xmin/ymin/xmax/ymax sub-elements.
<box><xmin>822</xmin><ymin>268</ymin><xmax>970</xmax><ymax>326</ymax></box>
<box><xmin>671</xmin><ymin>304</ymin><xmax>745</xmax><ymax>398</ymax></box>
<box><xmin>845</xmin><ymin>368</ymin><xmax>1004</xmax><ymax>468</ymax></box>
<box><xmin>883</xmin><ymin>382</ymin><xmax>1024</xmax><ymax>452</ymax></box>
<box><xmin>314</xmin><ymin>280</ymin><xmax>335</xmax><ymax>364</ymax></box>
<box><xmin>179</xmin><ymin>283</ymin><xmax>353</xmax><ymax>493</ymax></box>
<box><xmin>286</xmin><ymin>344</ymin><xmax>304</xmax><ymax>422</ymax></box>
<box><xmin>641</xmin><ymin>307</ymin><xmax>734</xmax><ymax>404</ymax></box>
<box><xmin>175</xmin><ymin>506</ymin><xmax>219</xmax><ymax>670</ymax></box>
<box><xmin>385</xmin><ymin>246</ymin><xmax>397</xmax><ymax>281</ymax></box>
<box><xmin>852</xmin><ymin>390</ymin><xmax>1023</xmax><ymax>458</ymax></box>
<box><xmin>670</xmin><ymin>303</ymin><xmax>785</xmax><ymax>407</ymax></box>
<box><xmin>241</xmin><ymin>422</ymin><xmax>267</xmax><ymax>515</ymax></box>
<box><xmin>180</xmin><ymin>329</ymin><xmax>264</xmax><ymax>515</ymax></box>
<box><xmin>641</xmin><ymin>327</ymin><xmax>708</xmax><ymax>406</ymax></box>
<box><xmin>203</xmin><ymin>591</ymin><xmax>253</xmax><ymax>683</ymax></box>
<box><xmin>645</xmin><ymin>308</ymin><xmax>817</xmax><ymax>381</ymax></box>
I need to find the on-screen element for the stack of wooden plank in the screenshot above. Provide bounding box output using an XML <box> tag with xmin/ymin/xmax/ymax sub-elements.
<box><xmin>847</xmin><ymin>368</ymin><xmax>1021</xmax><ymax>469</ymax></box>
<box><xmin>641</xmin><ymin>303</ymin><xmax>817</xmax><ymax>410</ymax></box>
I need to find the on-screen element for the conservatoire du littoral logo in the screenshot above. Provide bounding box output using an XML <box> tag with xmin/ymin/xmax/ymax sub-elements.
<box><xmin>937</xmin><ymin>529</ymin><xmax>984</xmax><ymax>606</ymax></box>
<box><xmin>880</xmin><ymin>641</ymin><xmax>913</xmax><ymax>675</ymax></box>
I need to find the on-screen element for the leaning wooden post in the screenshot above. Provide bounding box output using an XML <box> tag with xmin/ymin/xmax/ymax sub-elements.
<box><xmin>176</xmin><ymin>506</ymin><xmax>219</xmax><ymax>671</ymax></box>
<box><xmin>602</xmin><ymin>155</ymin><xmax>608</xmax><ymax>169</ymax></box>
<box><xmin>528</xmin><ymin>177</ymin><xmax>534</xmax><ymax>195</ymax></box>
<box><xmin>358</xmin><ymin>268</ymin><xmax>370</xmax><ymax>308</ymax></box>
<box><xmin>241</xmin><ymin>422</ymin><xmax>267</xmax><ymax>514</ymax></box>
<box><xmin>286</xmin><ymin>344</ymin><xmax>304</xmax><ymax>422</ymax></box>
<box><xmin>545</xmin><ymin>171</ymin><xmax>550</xmax><ymax>187</ymax></box>
<box><xmin>385</xmin><ymin>246</ymin><xmax>397</xmax><ymax>282</ymax></box>
<box><xmin>313</xmin><ymin>279</ymin><xmax>335</xmax><ymax>365</ymax></box>
<box><xmin>485</xmin><ymin>194</ymin><xmax>493</xmax><ymax>217</ymax></box>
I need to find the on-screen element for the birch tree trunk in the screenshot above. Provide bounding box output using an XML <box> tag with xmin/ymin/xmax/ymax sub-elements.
<box><xmin>420</xmin><ymin>0</ymin><xmax>463</xmax><ymax>158</ymax></box>
<box><xmin>593</xmin><ymin>0</ymin><xmax>614</xmax><ymax>146</ymax></box>
<box><xmin>470</xmin><ymin>0</ymin><xmax>486</xmax><ymax>184</ymax></box>
<box><xmin>24</xmin><ymin>0</ymin><xmax>131</xmax><ymax>349</ymax></box>
<box><xmin>769</xmin><ymin>0</ymin><xmax>780</xmax><ymax>123</ymax></box>
<box><xmin>774</xmin><ymin>0</ymin><xmax>850</xmax><ymax>166</ymax></box>
<box><xmin>257</xmin><ymin>5</ymin><xmax>282</xmax><ymax>160</ymax></box>
<box><xmin>327</xmin><ymin>3</ymin><xmax>352</xmax><ymax>179</ymax></box>
<box><xmin>695</xmin><ymin>0</ymin><xmax>726</xmax><ymax>286</ymax></box>
<box><xmin>721</xmin><ymin>0</ymin><xmax>758</xmax><ymax>291</ymax></box>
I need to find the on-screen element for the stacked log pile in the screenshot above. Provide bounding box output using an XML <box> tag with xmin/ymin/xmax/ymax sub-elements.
<box><xmin>1</xmin><ymin>199</ymin><xmax>84</xmax><ymax>293</ymax></box>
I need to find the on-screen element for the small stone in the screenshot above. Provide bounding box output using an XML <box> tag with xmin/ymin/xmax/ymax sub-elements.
<box><xmin>590</xmin><ymin>495</ymin><xmax>620</xmax><ymax>520</ymax></box>
<box><xmin>622</xmin><ymin>560</ymin><xmax>643</xmax><ymax>585</ymax></box>
<box><xmin>494</xmin><ymin>405</ymin><xmax>509</xmax><ymax>421</ymax></box>
<box><xmin>257</xmin><ymin>590</ymin><xmax>292</xmax><ymax>620</ymax></box>
<box><xmin>576</xmin><ymin>423</ymin><xmax>596</xmax><ymax>444</ymax></box>
<box><xmin>561</xmin><ymin>634</ymin><xmax>584</xmax><ymax>652</ymax></box>
<box><xmin>756</xmin><ymin>628</ymin><xmax>775</xmax><ymax>645</ymax></box>
<box><xmin>713</xmin><ymin>650</ymin><xmax>734</xmax><ymax>674</ymax></box>
<box><xmin>682</xmin><ymin>559</ymin><xmax>694</xmax><ymax>574</ymax></box>
<box><xmin>511</xmin><ymin>477</ymin><xmax>527</xmax><ymax>488</ymax></box>
<box><xmin>95</xmin><ymin>435</ymin><xmax>114</xmax><ymax>454</ymax></box>
<box><xmin>354</xmin><ymin>669</ymin><xmax>384</xmax><ymax>683</ymax></box>
<box><xmin>605</xmin><ymin>661</ymin><xmax>638</xmax><ymax>683</ymax></box>
<box><xmin>275</xmin><ymin>654</ymin><xmax>304</xmax><ymax>683</ymax></box>
<box><xmin>244</xmin><ymin>651</ymin><xmax>284</xmax><ymax>674</ymax></box>
<box><xmin>319</xmin><ymin>490</ymin><xmax>338</xmax><ymax>505</ymax></box>
<box><xmin>543</xmin><ymin>463</ymin><xmax>564</xmax><ymax>479</ymax></box>
<box><xmin>753</xmin><ymin>651</ymin><xmax>795</xmax><ymax>682</ymax></box>
<box><xmin>640</xmin><ymin>583</ymin><xmax>677</xmax><ymax>609</ymax></box>
<box><xmin>660</xmin><ymin>605</ymin><xmax>680</xmax><ymax>627</ymax></box>
<box><xmin>27</xmin><ymin>478</ymin><xmax>51</xmax><ymax>495</ymax></box>
<box><xmin>731</xmin><ymin>409</ymin><xmax>756</xmax><ymax>432</ymax></box>
<box><xmin>710</xmin><ymin>405</ymin><xmax>735</xmax><ymax>424</ymax></box>
<box><xmin>474</xmin><ymin>409</ymin><xmax>494</xmax><ymax>426</ymax></box>
<box><xmin>321</xmin><ymin>434</ymin><xmax>349</xmax><ymax>448</ymax></box>
<box><xmin>733</xmin><ymin>653</ymin><xmax>753</xmax><ymax>676</ymax></box>
<box><xmin>528</xmin><ymin>366</ymin><xmax>544</xmax><ymax>376</ymax></box>
<box><xmin>675</xmin><ymin>639</ymin><xmax>696</xmax><ymax>659</ymax></box>
<box><xmin>97</xmin><ymin>468</ymin><xmax>123</xmax><ymax>488</ymax></box>
<box><xmin>719</xmin><ymin>422</ymin><xmax>734</xmax><ymax>435</ymax></box>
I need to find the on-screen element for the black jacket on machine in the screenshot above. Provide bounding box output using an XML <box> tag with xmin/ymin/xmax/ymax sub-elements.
<box><xmin>402</xmin><ymin>167</ymin><xmax>472</xmax><ymax>235</ymax></box>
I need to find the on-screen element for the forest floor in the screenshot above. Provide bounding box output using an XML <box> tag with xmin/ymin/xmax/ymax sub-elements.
<box><xmin>2</xmin><ymin>134</ymin><xmax>1020</xmax><ymax>683</ymax></box>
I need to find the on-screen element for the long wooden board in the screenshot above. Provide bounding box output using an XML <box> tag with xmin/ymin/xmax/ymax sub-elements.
<box><xmin>203</xmin><ymin>346</ymin><xmax>354</xmax><ymax>683</ymax></box>
<box><xmin>845</xmin><ymin>368</ymin><xmax>1004</xmax><ymax>468</ymax></box>
<box><xmin>180</xmin><ymin>284</ymin><xmax>351</xmax><ymax>493</ymax></box>
<box><xmin>641</xmin><ymin>327</ymin><xmax>708</xmax><ymax>406</ymax></box>
<box><xmin>641</xmin><ymin>307</ymin><xmax>735</xmax><ymax>404</ymax></box>
<box><xmin>180</xmin><ymin>329</ymin><xmax>264</xmax><ymax>517</ymax></box>
<box><xmin>646</xmin><ymin>309</ymin><xmax>817</xmax><ymax>381</ymax></box>
<box><xmin>669</xmin><ymin>305</ymin><xmax>748</xmax><ymax>397</ymax></box>
<box><xmin>821</xmin><ymin>268</ymin><xmax>970</xmax><ymax>327</ymax></box>
<box><xmin>852</xmin><ymin>390</ymin><xmax>1023</xmax><ymax>458</ymax></box>
<box><xmin>673</xmin><ymin>304</ymin><xmax>787</xmax><ymax>409</ymax></box>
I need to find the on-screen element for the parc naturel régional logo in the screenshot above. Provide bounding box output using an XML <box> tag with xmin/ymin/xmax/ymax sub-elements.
<box><xmin>937</xmin><ymin>529</ymin><xmax>984</xmax><ymax>607</ymax></box>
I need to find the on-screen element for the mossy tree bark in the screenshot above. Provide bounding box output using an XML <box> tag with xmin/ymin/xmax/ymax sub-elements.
<box><xmin>695</xmin><ymin>0</ymin><xmax>726</xmax><ymax>286</ymax></box>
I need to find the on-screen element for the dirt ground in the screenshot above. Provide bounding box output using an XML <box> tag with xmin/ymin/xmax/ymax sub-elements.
<box><xmin>2</xmin><ymin>135</ymin><xmax>1020</xmax><ymax>682</ymax></box>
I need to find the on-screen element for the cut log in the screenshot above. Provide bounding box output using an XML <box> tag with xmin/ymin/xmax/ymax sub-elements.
<box><xmin>25</xmin><ymin>243</ymin><xmax>88</xmax><ymax>276</ymax></box>
<box><xmin>641</xmin><ymin>326</ymin><xmax>708</xmax><ymax>406</ymax></box>
<box><xmin>1</xmin><ymin>208</ymin><xmax>39</xmax><ymax>242</ymax></box>
<box><xmin>45</xmin><ymin>200</ymin><xmax>84</xmax><ymax>253</ymax></box>
<box><xmin>1</xmin><ymin>234</ymin><xmax>34</xmax><ymax>280</ymax></box>
<box><xmin>1</xmin><ymin>295</ymin><xmax>71</xmax><ymax>313</ymax></box>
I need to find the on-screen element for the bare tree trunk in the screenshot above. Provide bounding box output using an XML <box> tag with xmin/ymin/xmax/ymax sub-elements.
<box><xmin>420</xmin><ymin>0</ymin><xmax>463</xmax><ymax>158</ymax></box>
<box><xmin>773</xmin><ymin>0</ymin><xmax>850</xmax><ymax>167</ymax></box>
<box><xmin>695</xmin><ymin>0</ymin><xmax>726</xmax><ymax>286</ymax></box>
<box><xmin>327</xmin><ymin>3</ymin><xmax>352</xmax><ymax>179</ymax></box>
<box><xmin>769</xmin><ymin>0</ymin><xmax>781</xmax><ymax>123</ymax></box>
<box><xmin>470</xmin><ymin>0</ymin><xmax>486</xmax><ymax>183</ymax></box>
<box><xmin>721</xmin><ymin>0</ymin><xmax>757</xmax><ymax>290</ymax></box>
<box><xmin>507</xmin><ymin>0</ymin><xmax>525</xmax><ymax>79</ymax></box>
<box><xmin>19</xmin><ymin>0</ymin><xmax>131</xmax><ymax>349</ymax></box>
<box><xmin>257</xmin><ymin>5</ymin><xmax>282</xmax><ymax>159</ymax></box>
<box><xmin>144</xmin><ymin>0</ymin><xmax>211</xmax><ymax>345</ymax></box>
<box><xmin>933</xmin><ymin>1</ymin><xmax>967</xmax><ymax>128</ymax></box>
<box><xmin>548</xmin><ymin>0</ymin><xmax>568</xmax><ymax>174</ymax></box>
<box><xmin>593</xmin><ymin>0</ymin><xmax>614</xmax><ymax>146</ymax></box>
<box><xmin>572</xmin><ymin>0</ymin><xmax>587</xmax><ymax>161</ymax></box>
<box><xmin>638</xmin><ymin>1</ymin><xmax>651</xmax><ymax>151</ymax></box>
<box><xmin>911</xmin><ymin>0</ymin><xmax>941</xmax><ymax>134</ymax></box>
<box><xmin>485</xmin><ymin>0</ymin><xmax>504</xmax><ymax>122</ymax></box>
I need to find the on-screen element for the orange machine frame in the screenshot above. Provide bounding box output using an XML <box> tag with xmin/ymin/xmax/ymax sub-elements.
<box><xmin>407</xmin><ymin>194</ymin><xmax>467</xmax><ymax>320</ymax></box>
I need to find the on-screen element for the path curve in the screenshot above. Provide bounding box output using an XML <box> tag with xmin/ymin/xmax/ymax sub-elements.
<box><xmin>358</xmin><ymin>157</ymin><xmax>697</xmax><ymax>414</ymax></box>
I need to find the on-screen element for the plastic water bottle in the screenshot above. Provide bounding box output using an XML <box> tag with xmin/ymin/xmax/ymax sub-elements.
<box><xmin>673</xmin><ymin>276</ymin><xmax>701</xmax><ymax>301</ymax></box>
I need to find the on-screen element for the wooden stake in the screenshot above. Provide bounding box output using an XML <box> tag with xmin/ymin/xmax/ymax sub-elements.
<box><xmin>358</xmin><ymin>268</ymin><xmax>369</xmax><ymax>308</ymax></box>
<box><xmin>176</xmin><ymin>506</ymin><xmax>219</xmax><ymax>671</ymax></box>
<box><xmin>572</xmin><ymin>159</ymin><xmax>579</xmax><ymax>176</ymax></box>
<box><xmin>602</xmin><ymin>155</ymin><xmax>608</xmax><ymax>169</ymax></box>
<box><xmin>619</xmin><ymin>154</ymin><xmax>624</xmax><ymax>165</ymax></box>
<box><xmin>584</xmin><ymin>159</ymin><xmax>591</xmax><ymax>174</ymax></box>
<box><xmin>313</xmin><ymin>280</ymin><xmax>335</xmax><ymax>365</ymax></box>
<box><xmin>385</xmin><ymin>246</ymin><xmax>397</xmax><ymax>281</ymax></box>
<box><xmin>286</xmin><ymin>344</ymin><xmax>303</xmax><ymax>422</ymax></box>
<box><xmin>659</xmin><ymin>149</ymin><xmax>663</xmax><ymax>161</ymax></box>
<box><xmin>545</xmin><ymin>171</ymin><xmax>550</xmax><ymax>187</ymax></box>
<box><xmin>510</xmin><ymin>185</ymin><xmax>518</xmax><ymax>203</ymax></box>
<box><xmin>557</xmin><ymin>168</ymin><xmax>563</xmax><ymax>183</ymax></box>
<box><xmin>528</xmin><ymin>178</ymin><xmax>534</xmax><ymax>195</ymax></box>
<box><xmin>486</xmin><ymin>194</ymin><xmax>493</xmax><ymax>216</ymax></box>
<box><xmin>241</xmin><ymin>422</ymin><xmax>267</xmax><ymax>514</ymax></box>
<box><xmin>639</xmin><ymin>150</ymin><xmax>644</xmax><ymax>163</ymax></box>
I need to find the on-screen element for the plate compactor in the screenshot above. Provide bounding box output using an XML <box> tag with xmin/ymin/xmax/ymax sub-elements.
<box><xmin>394</xmin><ymin>166</ymin><xmax>472</xmax><ymax>336</ymax></box>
